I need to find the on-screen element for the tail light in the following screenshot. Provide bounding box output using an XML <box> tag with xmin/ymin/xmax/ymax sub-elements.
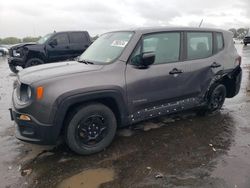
<box><xmin>235</xmin><ymin>56</ymin><xmax>241</xmax><ymax>66</ymax></box>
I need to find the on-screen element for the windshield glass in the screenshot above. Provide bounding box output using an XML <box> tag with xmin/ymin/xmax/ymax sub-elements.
<box><xmin>79</xmin><ymin>31</ymin><xmax>133</xmax><ymax>64</ymax></box>
<box><xmin>37</xmin><ymin>33</ymin><xmax>53</xmax><ymax>44</ymax></box>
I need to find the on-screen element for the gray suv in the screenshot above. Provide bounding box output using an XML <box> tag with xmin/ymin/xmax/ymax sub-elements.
<box><xmin>10</xmin><ymin>27</ymin><xmax>242</xmax><ymax>155</ymax></box>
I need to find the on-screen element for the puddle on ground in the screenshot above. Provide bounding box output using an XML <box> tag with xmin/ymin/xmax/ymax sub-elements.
<box><xmin>56</xmin><ymin>168</ymin><xmax>114</xmax><ymax>188</ymax></box>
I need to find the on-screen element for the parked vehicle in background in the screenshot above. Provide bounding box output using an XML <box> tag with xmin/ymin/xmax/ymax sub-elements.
<box><xmin>0</xmin><ymin>45</ymin><xmax>9</xmax><ymax>56</ymax></box>
<box><xmin>244</xmin><ymin>35</ymin><xmax>250</xmax><ymax>45</ymax></box>
<box><xmin>8</xmin><ymin>31</ymin><xmax>92</xmax><ymax>73</ymax></box>
<box><xmin>10</xmin><ymin>27</ymin><xmax>242</xmax><ymax>155</ymax></box>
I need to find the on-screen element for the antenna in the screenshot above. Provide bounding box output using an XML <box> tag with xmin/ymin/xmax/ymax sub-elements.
<box><xmin>199</xmin><ymin>19</ymin><xmax>204</xmax><ymax>28</ymax></box>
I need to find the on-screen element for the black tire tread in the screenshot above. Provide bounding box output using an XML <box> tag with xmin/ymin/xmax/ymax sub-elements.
<box><xmin>197</xmin><ymin>84</ymin><xmax>226</xmax><ymax>116</ymax></box>
<box><xmin>65</xmin><ymin>103</ymin><xmax>117</xmax><ymax>155</ymax></box>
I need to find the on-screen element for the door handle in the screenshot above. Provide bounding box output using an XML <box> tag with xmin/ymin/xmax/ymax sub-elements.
<box><xmin>65</xmin><ymin>46</ymin><xmax>70</xmax><ymax>49</ymax></box>
<box><xmin>169</xmin><ymin>68</ymin><xmax>183</xmax><ymax>75</ymax></box>
<box><xmin>211</xmin><ymin>62</ymin><xmax>221</xmax><ymax>68</ymax></box>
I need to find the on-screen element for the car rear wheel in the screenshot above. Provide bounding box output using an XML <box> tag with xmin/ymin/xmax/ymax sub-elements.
<box><xmin>65</xmin><ymin>103</ymin><xmax>117</xmax><ymax>155</ymax></box>
<box><xmin>198</xmin><ymin>84</ymin><xmax>226</xmax><ymax>115</ymax></box>
<box><xmin>244</xmin><ymin>43</ymin><xmax>247</xmax><ymax>46</ymax></box>
<box><xmin>25</xmin><ymin>58</ymin><xmax>44</xmax><ymax>68</ymax></box>
<box><xmin>0</xmin><ymin>51</ymin><xmax>3</xmax><ymax>56</ymax></box>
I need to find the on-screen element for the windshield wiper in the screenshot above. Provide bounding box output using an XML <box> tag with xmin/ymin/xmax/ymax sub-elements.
<box><xmin>77</xmin><ymin>59</ymin><xmax>94</xmax><ymax>65</ymax></box>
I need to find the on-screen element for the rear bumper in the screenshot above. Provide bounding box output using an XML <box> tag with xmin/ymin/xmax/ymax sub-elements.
<box><xmin>233</xmin><ymin>66</ymin><xmax>242</xmax><ymax>96</ymax></box>
<box><xmin>228</xmin><ymin>66</ymin><xmax>242</xmax><ymax>97</ymax></box>
<box><xmin>10</xmin><ymin>108</ymin><xmax>58</xmax><ymax>145</ymax></box>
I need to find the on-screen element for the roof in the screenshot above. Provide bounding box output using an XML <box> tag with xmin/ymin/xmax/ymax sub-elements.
<box><xmin>53</xmin><ymin>31</ymin><xmax>89</xmax><ymax>34</ymax></box>
<box><xmin>110</xmin><ymin>26</ymin><xmax>228</xmax><ymax>35</ymax></box>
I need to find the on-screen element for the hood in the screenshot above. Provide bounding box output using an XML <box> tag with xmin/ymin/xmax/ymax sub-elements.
<box><xmin>18</xmin><ymin>61</ymin><xmax>104</xmax><ymax>85</ymax></box>
<box><xmin>10</xmin><ymin>42</ymin><xmax>37</xmax><ymax>50</ymax></box>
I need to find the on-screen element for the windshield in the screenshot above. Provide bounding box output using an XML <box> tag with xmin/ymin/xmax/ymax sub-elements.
<box><xmin>79</xmin><ymin>31</ymin><xmax>133</xmax><ymax>64</ymax></box>
<box><xmin>37</xmin><ymin>33</ymin><xmax>53</xmax><ymax>44</ymax></box>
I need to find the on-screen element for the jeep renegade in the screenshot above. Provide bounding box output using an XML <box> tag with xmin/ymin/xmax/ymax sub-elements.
<box><xmin>10</xmin><ymin>27</ymin><xmax>242</xmax><ymax>155</ymax></box>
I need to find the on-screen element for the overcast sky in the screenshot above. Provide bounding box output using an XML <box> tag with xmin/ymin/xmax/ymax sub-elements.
<box><xmin>0</xmin><ymin>0</ymin><xmax>249</xmax><ymax>38</ymax></box>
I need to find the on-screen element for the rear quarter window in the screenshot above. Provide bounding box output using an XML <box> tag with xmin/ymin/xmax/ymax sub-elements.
<box><xmin>215</xmin><ymin>33</ymin><xmax>224</xmax><ymax>52</ymax></box>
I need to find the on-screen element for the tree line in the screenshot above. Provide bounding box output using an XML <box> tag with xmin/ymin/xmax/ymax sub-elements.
<box><xmin>229</xmin><ymin>28</ymin><xmax>249</xmax><ymax>39</ymax></box>
<box><xmin>0</xmin><ymin>36</ymin><xmax>41</xmax><ymax>45</ymax></box>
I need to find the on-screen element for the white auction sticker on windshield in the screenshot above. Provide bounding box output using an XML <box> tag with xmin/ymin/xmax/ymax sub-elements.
<box><xmin>111</xmin><ymin>40</ymin><xmax>128</xmax><ymax>47</ymax></box>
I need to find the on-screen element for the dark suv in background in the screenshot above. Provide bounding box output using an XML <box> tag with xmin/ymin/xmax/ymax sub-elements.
<box><xmin>8</xmin><ymin>31</ymin><xmax>92</xmax><ymax>73</ymax></box>
<box><xmin>10</xmin><ymin>27</ymin><xmax>242</xmax><ymax>155</ymax></box>
<box><xmin>244</xmin><ymin>35</ymin><xmax>250</xmax><ymax>46</ymax></box>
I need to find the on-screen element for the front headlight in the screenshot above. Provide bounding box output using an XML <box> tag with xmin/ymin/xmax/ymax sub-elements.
<box><xmin>13</xmin><ymin>49</ymin><xmax>21</xmax><ymax>57</ymax></box>
<box><xmin>16</xmin><ymin>84</ymin><xmax>32</xmax><ymax>102</ymax></box>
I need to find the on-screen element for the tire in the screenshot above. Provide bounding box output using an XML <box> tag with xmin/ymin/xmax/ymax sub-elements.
<box><xmin>198</xmin><ymin>84</ymin><xmax>226</xmax><ymax>115</ymax></box>
<box><xmin>0</xmin><ymin>52</ymin><xmax>3</xmax><ymax>56</ymax></box>
<box><xmin>25</xmin><ymin>58</ymin><xmax>44</xmax><ymax>68</ymax></box>
<box><xmin>244</xmin><ymin>43</ymin><xmax>247</xmax><ymax>46</ymax></box>
<box><xmin>9</xmin><ymin>64</ymin><xmax>19</xmax><ymax>74</ymax></box>
<box><xmin>65</xmin><ymin>103</ymin><xmax>117</xmax><ymax>155</ymax></box>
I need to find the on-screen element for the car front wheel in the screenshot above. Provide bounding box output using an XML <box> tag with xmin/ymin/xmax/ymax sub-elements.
<box><xmin>65</xmin><ymin>103</ymin><xmax>117</xmax><ymax>155</ymax></box>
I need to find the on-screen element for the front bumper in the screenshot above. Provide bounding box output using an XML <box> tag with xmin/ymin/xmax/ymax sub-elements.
<box><xmin>10</xmin><ymin>108</ymin><xmax>58</xmax><ymax>145</ymax></box>
<box><xmin>8</xmin><ymin>56</ymin><xmax>25</xmax><ymax>66</ymax></box>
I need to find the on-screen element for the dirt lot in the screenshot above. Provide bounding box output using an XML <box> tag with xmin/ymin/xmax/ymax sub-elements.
<box><xmin>0</xmin><ymin>44</ymin><xmax>250</xmax><ymax>188</ymax></box>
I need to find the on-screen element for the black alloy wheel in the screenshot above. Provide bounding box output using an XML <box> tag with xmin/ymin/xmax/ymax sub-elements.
<box><xmin>65</xmin><ymin>103</ymin><xmax>117</xmax><ymax>155</ymax></box>
<box><xmin>76</xmin><ymin>115</ymin><xmax>108</xmax><ymax>147</ymax></box>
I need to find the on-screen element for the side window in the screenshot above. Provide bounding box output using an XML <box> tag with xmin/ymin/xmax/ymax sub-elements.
<box><xmin>187</xmin><ymin>32</ymin><xmax>212</xmax><ymax>60</ymax></box>
<box><xmin>53</xmin><ymin>34</ymin><xmax>69</xmax><ymax>45</ymax></box>
<box><xmin>69</xmin><ymin>32</ymin><xmax>88</xmax><ymax>44</ymax></box>
<box><xmin>216</xmin><ymin>33</ymin><xmax>224</xmax><ymax>52</ymax></box>
<box><xmin>143</xmin><ymin>32</ymin><xmax>180</xmax><ymax>64</ymax></box>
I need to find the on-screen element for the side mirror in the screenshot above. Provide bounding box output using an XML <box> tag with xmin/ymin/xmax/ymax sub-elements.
<box><xmin>49</xmin><ymin>39</ymin><xmax>57</xmax><ymax>47</ymax></box>
<box><xmin>141</xmin><ymin>52</ymin><xmax>155</xmax><ymax>67</ymax></box>
<box><xmin>131</xmin><ymin>52</ymin><xmax>155</xmax><ymax>68</ymax></box>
